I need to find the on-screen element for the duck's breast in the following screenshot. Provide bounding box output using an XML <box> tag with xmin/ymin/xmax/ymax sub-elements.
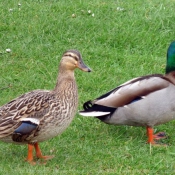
<box><xmin>32</xmin><ymin>92</ymin><xmax>78</xmax><ymax>142</ymax></box>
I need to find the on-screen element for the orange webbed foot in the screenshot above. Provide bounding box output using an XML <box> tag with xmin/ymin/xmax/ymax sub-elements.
<box><xmin>153</xmin><ymin>132</ymin><xmax>167</xmax><ymax>140</ymax></box>
<box><xmin>26</xmin><ymin>143</ymin><xmax>54</xmax><ymax>165</ymax></box>
<box><xmin>146</xmin><ymin>127</ymin><xmax>167</xmax><ymax>146</ymax></box>
<box><xmin>34</xmin><ymin>143</ymin><xmax>54</xmax><ymax>162</ymax></box>
<box><xmin>36</xmin><ymin>155</ymin><xmax>55</xmax><ymax>160</ymax></box>
<box><xmin>25</xmin><ymin>159</ymin><xmax>37</xmax><ymax>165</ymax></box>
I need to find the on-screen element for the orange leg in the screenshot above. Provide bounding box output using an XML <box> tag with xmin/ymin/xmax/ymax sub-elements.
<box><xmin>34</xmin><ymin>143</ymin><xmax>54</xmax><ymax>160</ymax></box>
<box><xmin>146</xmin><ymin>126</ymin><xmax>155</xmax><ymax>144</ymax></box>
<box><xmin>146</xmin><ymin>126</ymin><xmax>166</xmax><ymax>144</ymax></box>
<box><xmin>26</xmin><ymin>143</ymin><xmax>54</xmax><ymax>165</ymax></box>
<box><xmin>26</xmin><ymin>144</ymin><xmax>35</xmax><ymax>165</ymax></box>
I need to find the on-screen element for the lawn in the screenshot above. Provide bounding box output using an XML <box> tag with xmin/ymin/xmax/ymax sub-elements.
<box><xmin>1</xmin><ymin>0</ymin><xmax>175</xmax><ymax>174</ymax></box>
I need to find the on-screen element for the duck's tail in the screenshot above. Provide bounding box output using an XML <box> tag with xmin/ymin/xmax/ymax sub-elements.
<box><xmin>79</xmin><ymin>100</ymin><xmax>116</xmax><ymax>117</ymax></box>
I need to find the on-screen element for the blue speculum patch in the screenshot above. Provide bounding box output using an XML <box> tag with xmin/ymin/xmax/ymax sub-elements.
<box><xmin>14</xmin><ymin>121</ymin><xmax>38</xmax><ymax>135</ymax></box>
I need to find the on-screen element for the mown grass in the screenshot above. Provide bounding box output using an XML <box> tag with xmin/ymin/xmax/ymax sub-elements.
<box><xmin>1</xmin><ymin>0</ymin><xmax>175</xmax><ymax>174</ymax></box>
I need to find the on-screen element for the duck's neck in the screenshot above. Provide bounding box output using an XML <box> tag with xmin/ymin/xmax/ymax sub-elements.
<box><xmin>53</xmin><ymin>69</ymin><xmax>76</xmax><ymax>93</ymax></box>
<box><xmin>166</xmin><ymin>45</ymin><xmax>175</xmax><ymax>74</ymax></box>
<box><xmin>164</xmin><ymin>71</ymin><xmax>175</xmax><ymax>85</ymax></box>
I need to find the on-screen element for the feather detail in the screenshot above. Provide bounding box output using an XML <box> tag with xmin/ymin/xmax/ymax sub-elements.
<box><xmin>79</xmin><ymin>111</ymin><xmax>110</xmax><ymax>117</ymax></box>
<box><xmin>80</xmin><ymin>101</ymin><xmax>116</xmax><ymax>117</ymax></box>
<box><xmin>79</xmin><ymin>75</ymin><xmax>171</xmax><ymax>117</ymax></box>
<box><xmin>94</xmin><ymin>75</ymin><xmax>169</xmax><ymax>108</ymax></box>
<box><xmin>14</xmin><ymin>120</ymin><xmax>39</xmax><ymax>135</ymax></box>
<box><xmin>21</xmin><ymin>118</ymin><xmax>40</xmax><ymax>125</ymax></box>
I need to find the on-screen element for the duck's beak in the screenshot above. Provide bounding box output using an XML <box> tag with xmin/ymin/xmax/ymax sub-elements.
<box><xmin>77</xmin><ymin>59</ymin><xmax>91</xmax><ymax>72</ymax></box>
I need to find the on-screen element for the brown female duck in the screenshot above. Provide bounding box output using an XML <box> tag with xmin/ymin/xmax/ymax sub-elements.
<box><xmin>0</xmin><ymin>50</ymin><xmax>91</xmax><ymax>164</ymax></box>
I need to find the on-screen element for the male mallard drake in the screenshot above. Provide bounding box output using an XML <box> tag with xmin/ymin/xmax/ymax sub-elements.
<box><xmin>79</xmin><ymin>41</ymin><xmax>175</xmax><ymax>145</ymax></box>
<box><xmin>0</xmin><ymin>50</ymin><xmax>91</xmax><ymax>164</ymax></box>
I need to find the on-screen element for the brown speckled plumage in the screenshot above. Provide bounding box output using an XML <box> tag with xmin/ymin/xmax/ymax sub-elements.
<box><xmin>0</xmin><ymin>49</ymin><xmax>91</xmax><ymax>163</ymax></box>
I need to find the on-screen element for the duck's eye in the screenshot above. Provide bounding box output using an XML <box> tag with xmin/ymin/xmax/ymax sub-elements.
<box><xmin>74</xmin><ymin>56</ymin><xmax>78</xmax><ymax>61</ymax></box>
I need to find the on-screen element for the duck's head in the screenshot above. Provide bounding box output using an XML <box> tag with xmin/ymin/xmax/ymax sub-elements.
<box><xmin>60</xmin><ymin>50</ymin><xmax>91</xmax><ymax>72</ymax></box>
<box><xmin>166</xmin><ymin>41</ymin><xmax>175</xmax><ymax>74</ymax></box>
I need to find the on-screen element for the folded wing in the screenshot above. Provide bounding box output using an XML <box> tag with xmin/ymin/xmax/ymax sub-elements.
<box><xmin>79</xmin><ymin>74</ymin><xmax>170</xmax><ymax>117</ymax></box>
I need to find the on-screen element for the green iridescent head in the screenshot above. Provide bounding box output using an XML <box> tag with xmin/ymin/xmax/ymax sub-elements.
<box><xmin>166</xmin><ymin>41</ymin><xmax>175</xmax><ymax>74</ymax></box>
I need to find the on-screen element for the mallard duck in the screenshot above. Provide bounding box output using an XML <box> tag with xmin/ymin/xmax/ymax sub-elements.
<box><xmin>79</xmin><ymin>41</ymin><xmax>175</xmax><ymax>145</ymax></box>
<box><xmin>0</xmin><ymin>50</ymin><xmax>91</xmax><ymax>164</ymax></box>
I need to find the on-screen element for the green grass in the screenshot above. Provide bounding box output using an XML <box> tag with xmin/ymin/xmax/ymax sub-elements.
<box><xmin>1</xmin><ymin>0</ymin><xmax>175</xmax><ymax>174</ymax></box>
